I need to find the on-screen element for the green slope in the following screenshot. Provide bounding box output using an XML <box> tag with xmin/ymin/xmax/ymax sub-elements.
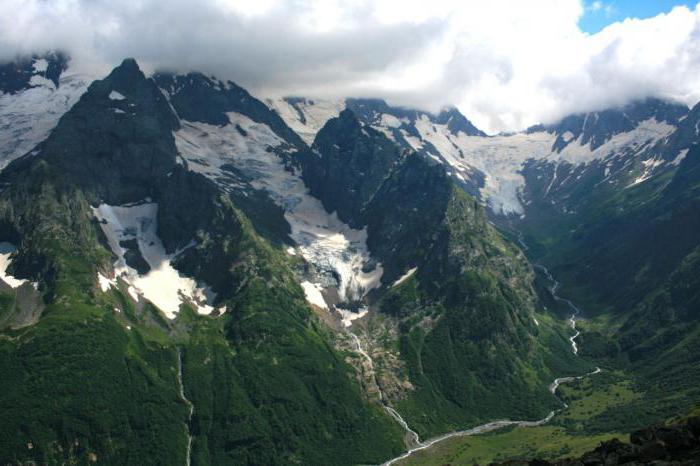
<box><xmin>0</xmin><ymin>59</ymin><xmax>405</xmax><ymax>465</ymax></box>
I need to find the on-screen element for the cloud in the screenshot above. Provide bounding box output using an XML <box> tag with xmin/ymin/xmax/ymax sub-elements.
<box><xmin>1</xmin><ymin>0</ymin><xmax>699</xmax><ymax>133</ymax></box>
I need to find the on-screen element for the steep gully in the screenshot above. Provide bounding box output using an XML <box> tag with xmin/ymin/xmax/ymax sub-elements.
<box><xmin>351</xmin><ymin>234</ymin><xmax>602</xmax><ymax>465</ymax></box>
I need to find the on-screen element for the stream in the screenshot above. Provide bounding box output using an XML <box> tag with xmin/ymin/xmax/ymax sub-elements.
<box><xmin>374</xmin><ymin>236</ymin><xmax>600</xmax><ymax>465</ymax></box>
<box><xmin>349</xmin><ymin>333</ymin><xmax>422</xmax><ymax>447</ymax></box>
<box><xmin>177</xmin><ymin>350</ymin><xmax>194</xmax><ymax>466</ymax></box>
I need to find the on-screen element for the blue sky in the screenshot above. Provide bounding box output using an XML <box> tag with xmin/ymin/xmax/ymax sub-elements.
<box><xmin>579</xmin><ymin>1</ymin><xmax>696</xmax><ymax>33</ymax></box>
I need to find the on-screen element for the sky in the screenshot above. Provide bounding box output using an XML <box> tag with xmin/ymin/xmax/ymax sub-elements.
<box><xmin>579</xmin><ymin>1</ymin><xmax>695</xmax><ymax>33</ymax></box>
<box><xmin>1</xmin><ymin>0</ymin><xmax>700</xmax><ymax>134</ymax></box>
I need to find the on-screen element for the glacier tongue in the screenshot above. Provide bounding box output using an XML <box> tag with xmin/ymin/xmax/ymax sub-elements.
<box><xmin>93</xmin><ymin>202</ymin><xmax>217</xmax><ymax>319</ymax></box>
<box><xmin>174</xmin><ymin>112</ymin><xmax>383</xmax><ymax>312</ymax></box>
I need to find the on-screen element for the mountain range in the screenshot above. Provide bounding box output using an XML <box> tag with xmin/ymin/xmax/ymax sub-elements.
<box><xmin>0</xmin><ymin>53</ymin><xmax>698</xmax><ymax>465</ymax></box>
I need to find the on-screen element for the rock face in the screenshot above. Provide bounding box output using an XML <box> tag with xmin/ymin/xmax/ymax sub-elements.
<box><xmin>305</xmin><ymin>108</ymin><xmax>403</xmax><ymax>227</ymax></box>
<box><xmin>493</xmin><ymin>416</ymin><xmax>700</xmax><ymax>466</ymax></box>
<box><xmin>154</xmin><ymin>72</ymin><xmax>306</xmax><ymax>148</ymax></box>
<box><xmin>3</xmin><ymin>58</ymin><xmax>180</xmax><ymax>205</ymax></box>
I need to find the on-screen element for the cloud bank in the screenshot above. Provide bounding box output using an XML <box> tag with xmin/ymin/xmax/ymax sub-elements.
<box><xmin>2</xmin><ymin>0</ymin><xmax>700</xmax><ymax>133</ymax></box>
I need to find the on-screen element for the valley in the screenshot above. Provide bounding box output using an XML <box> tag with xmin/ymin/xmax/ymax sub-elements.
<box><xmin>378</xmin><ymin>242</ymin><xmax>602</xmax><ymax>465</ymax></box>
<box><xmin>0</xmin><ymin>53</ymin><xmax>698</xmax><ymax>466</ymax></box>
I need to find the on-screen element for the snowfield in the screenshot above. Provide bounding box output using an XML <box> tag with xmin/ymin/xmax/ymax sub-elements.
<box><xmin>93</xmin><ymin>202</ymin><xmax>218</xmax><ymax>319</ymax></box>
<box><xmin>0</xmin><ymin>68</ymin><xmax>92</xmax><ymax>171</ymax></box>
<box><xmin>174</xmin><ymin>112</ymin><xmax>383</xmax><ymax>319</ymax></box>
<box><xmin>266</xmin><ymin>97</ymin><xmax>344</xmax><ymax>145</ymax></box>
<box><xmin>408</xmin><ymin>116</ymin><xmax>676</xmax><ymax>216</ymax></box>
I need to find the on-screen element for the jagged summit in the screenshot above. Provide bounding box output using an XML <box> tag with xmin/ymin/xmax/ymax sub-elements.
<box><xmin>535</xmin><ymin>96</ymin><xmax>688</xmax><ymax>152</ymax></box>
<box><xmin>154</xmin><ymin>70</ymin><xmax>306</xmax><ymax>147</ymax></box>
<box><xmin>344</xmin><ymin>97</ymin><xmax>486</xmax><ymax>137</ymax></box>
<box><xmin>434</xmin><ymin>106</ymin><xmax>487</xmax><ymax>137</ymax></box>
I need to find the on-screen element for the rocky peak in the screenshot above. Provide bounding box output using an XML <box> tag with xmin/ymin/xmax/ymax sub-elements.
<box><xmin>154</xmin><ymin>71</ymin><xmax>305</xmax><ymax>147</ymax></box>
<box><xmin>547</xmin><ymin>97</ymin><xmax>688</xmax><ymax>152</ymax></box>
<box><xmin>434</xmin><ymin>106</ymin><xmax>486</xmax><ymax>137</ymax></box>
<box><xmin>2</xmin><ymin>58</ymin><xmax>180</xmax><ymax>204</ymax></box>
<box><xmin>305</xmin><ymin>108</ymin><xmax>403</xmax><ymax>227</ymax></box>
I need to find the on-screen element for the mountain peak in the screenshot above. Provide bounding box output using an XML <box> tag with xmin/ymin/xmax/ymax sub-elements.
<box><xmin>435</xmin><ymin>106</ymin><xmax>486</xmax><ymax>137</ymax></box>
<box><xmin>547</xmin><ymin>96</ymin><xmax>689</xmax><ymax>152</ymax></box>
<box><xmin>118</xmin><ymin>57</ymin><xmax>140</xmax><ymax>71</ymax></box>
<box><xmin>106</xmin><ymin>58</ymin><xmax>145</xmax><ymax>84</ymax></box>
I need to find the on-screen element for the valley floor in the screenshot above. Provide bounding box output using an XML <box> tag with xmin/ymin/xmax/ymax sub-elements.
<box><xmin>394</xmin><ymin>368</ymin><xmax>635</xmax><ymax>465</ymax></box>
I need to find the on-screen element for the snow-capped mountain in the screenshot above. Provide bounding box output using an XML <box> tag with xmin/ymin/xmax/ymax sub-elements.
<box><xmin>267</xmin><ymin>95</ymin><xmax>689</xmax><ymax>216</ymax></box>
<box><xmin>0</xmin><ymin>53</ymin><xmax>94</xmax><ymax>170</ymax></box>
<box><xmin>1</xmin><ymin>53</ymin><xmax>700</xmax><ymax>466</ymax></box>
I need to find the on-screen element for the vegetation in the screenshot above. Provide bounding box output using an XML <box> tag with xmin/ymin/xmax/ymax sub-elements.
<box><xmin>396</xmin><ymin>369</ymin><xmax>637</xmax><ymax>465</ymax></box>
<box><xmin>0</xmin><ymin>58</ymin><xmax>405</xmax><ymax>465</ymax></box>
<box><xmin>363</xmin><ymin>154</ymin><xmax>590</xmax><ymax>437</ymax></box>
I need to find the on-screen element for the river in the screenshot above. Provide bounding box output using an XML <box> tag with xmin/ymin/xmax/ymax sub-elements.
<box><xmin>374</xmin><ymin>237</ymin><xmax>600</xmax><ymax>465</ymax></box>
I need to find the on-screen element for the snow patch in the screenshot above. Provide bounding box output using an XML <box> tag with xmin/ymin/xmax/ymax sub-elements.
<box><xmin>97</xmin><ymin>272</ymin><xmax>116</xmax><ymax>292</ymax></box>
<box><xmin>631</xmin><ymin>157</ymin><xmax>665</xmax><ymax>185</ymax></box>
<box><xmin>380</xmin><ymin>113</ymin><xmax>402</xmax><ymax>129</ymax></box>
<box><xmin>28</xmin><ymin>75</ymin><xmax>55</xmax><ymax>90</ymax></box>
<box><xmin>266</xmin><ymin>98</ymin><xmax>344</xmax><ymax>145</ymax></box>
<box><xmin>32</xmin><ymin>59</ymin><xmax>48</xmax><ymax>73</ymax></box>
<box><xmin>0</xmin><ymin>242</ymin><xmax>33</xmax><ymax>289</ymax></box>
<box><xmin>109</xmin><ymin>90</ymin><xmax>126</xmax><ymax>101</ymax></box>
<box><xmin>93</xmin><ymin>202</ymin><xmax>216</xmax><ymax>318</ymax></box>
<box><xmin>672</xmin><ymin>148</ymin><xmax>689</xmax><ymax>166</ymax></box>
<box><xmin>301</xmin><ymin>281</ymin><xmax>327</xmax><ymax>309</ymax></box>
<box><xmin>392</xmin><ymin>267</ymin><xmax>417</xmax><ymax>288</ymax></box>
<box><xmin>337</xmin><ymin>306</ymin><xmax>368</xmax><ymax>327</ymax></box>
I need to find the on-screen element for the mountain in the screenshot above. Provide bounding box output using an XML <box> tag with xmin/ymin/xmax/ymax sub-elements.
<box><xmin>272</xmin><ymin>94</ymin><xmax>700</xmax><ymax>460</ymax></box>
<box><xmin>1</xmin><ymin>51</ymin><xmax>699</xmax><ymax>466</ymax></box>
<box><xmin>536</xmin><ymin>97</ymin><xmax>687</xmax><ymax>153</ymax></box>
<box><xmin>0</xmin><ymin>52</ymin><xmax>93</xmax><ymax>170</ymax></box>
<box><xmin>270</xmin><ymin>96</ymin><xmax>689</xmax><ymax>217</ymax></box>
<box><xmin>490</xmin><ymin>99</ymin><xmax>700</xmax><ymax>440</ymax></box>
<box><xmin>0</xmin><ymin>58</ymin><xmax>406</xmax><ymax>465</ymax></box>
<box><xmin>300</xmin><ymin>108</ymin><xmax>586</xmax><ymax>437</ymax></box>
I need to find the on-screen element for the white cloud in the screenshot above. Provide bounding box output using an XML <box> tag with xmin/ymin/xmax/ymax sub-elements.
<box><xmin>1</xmin><ymin>0</ymin><xmax>699</xmax><ymax>133</ymax></box>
